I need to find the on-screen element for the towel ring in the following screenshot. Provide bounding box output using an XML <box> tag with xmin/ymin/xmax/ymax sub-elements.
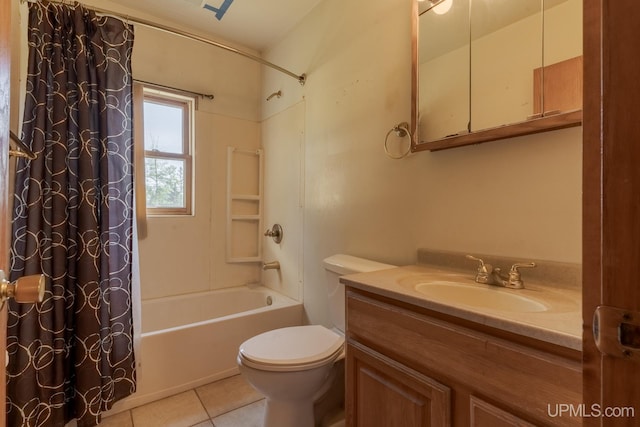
<box><xmin>384</xmin><ymin>122</ymin><xmax>413</xmax><ymax>160</ymax></box>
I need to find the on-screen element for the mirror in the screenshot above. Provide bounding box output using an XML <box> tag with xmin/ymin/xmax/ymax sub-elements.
<box><xmin>470</xmin><ymin>0</ymin><xmax>543</xmax><ymax>131</ymax></box>
<box><xmin>418</xmin><ymin>0</ymin><xmax>470</xmax><ymax>142</ymax></box>
<box><xmin>413</xmin><ymin>0</ymin><xmax>583</xmax><ymax>151</ymax></box>
<box><xmin>540</xmin><ymin>0</ymin><xmax>583</xmax><ymax>115</ymax></box>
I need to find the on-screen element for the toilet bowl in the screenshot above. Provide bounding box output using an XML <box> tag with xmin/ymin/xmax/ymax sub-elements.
<box><xmin>237</xmin><ymin>325</ymin><xmax>344</xmax><ymax>427</ymax></box>
<box><xmin>237</xmin><ymin>254</ymin><xmax>395</xmax><ymax>427</ymax></box>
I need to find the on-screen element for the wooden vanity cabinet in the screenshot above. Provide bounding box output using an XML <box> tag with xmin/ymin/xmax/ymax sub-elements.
<box><xmin>345</xmin><ymin>287</ymin><xmax>582</xmax><ymax>427</ymax></box>
<box><xmin>347</xmin><ymin>342</ymin><xmax>451</xmax><ymax>426</ymax></box>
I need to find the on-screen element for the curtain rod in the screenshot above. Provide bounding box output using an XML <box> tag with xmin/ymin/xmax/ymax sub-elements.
<box><xmin>9</xmin><ymin>131</ymin><xmax>37</xmax><ymax>160</ymax></box>
<box><xmin>25</xmin><ymin>0</ymin><xmax>307</xmax><ymax>86</ymax></box>
<box><xmin>134</xmin><ymin>79</ymin><xmax>214</xmax><ymax>100</ymax></box>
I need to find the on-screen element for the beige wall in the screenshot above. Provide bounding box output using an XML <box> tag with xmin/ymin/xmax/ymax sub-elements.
<box><xmin>262</xmin><ymin>0</ymin><xmax>582</xmax><ymax>326</ymax></box>
<box><xmin>261</xmin><ymin>101</ymin><xmax>305</xmax><ymax>301</ymax></box>
<box><xmin>126</xmin><ymin>12</ymin><xmax>263</xmax><ymax>300</ymax></box>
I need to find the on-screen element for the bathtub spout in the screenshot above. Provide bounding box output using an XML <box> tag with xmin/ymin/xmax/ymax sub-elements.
<box><xmin>263</xmin><ymin>261</ymin><xmax>280</xmax><ymax>271</ymax></box>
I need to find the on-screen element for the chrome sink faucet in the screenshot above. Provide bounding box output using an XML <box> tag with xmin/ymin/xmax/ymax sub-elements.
<box><xmin>466</xmin><ymin>255</ymin><xmax>536</xmax><ymax>289</ymax></box>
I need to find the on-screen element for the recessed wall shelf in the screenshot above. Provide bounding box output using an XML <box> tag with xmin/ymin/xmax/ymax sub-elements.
<box><xmin>226</xmin><ymin>147</ymin><xmax>263</xmax><ymax>263</ymax></box>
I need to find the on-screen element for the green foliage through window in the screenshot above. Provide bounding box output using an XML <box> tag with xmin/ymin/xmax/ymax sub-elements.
<box><xmin>145</xmin><ymin>158</ymin><xmax>185</xmax><ymax>208</ymax></box>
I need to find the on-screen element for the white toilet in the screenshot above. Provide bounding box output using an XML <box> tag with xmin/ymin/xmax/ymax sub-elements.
<box><xmin>237</xmin><ymin>254</ymin><xmax>394</xmax><ymax>427</ymax></box>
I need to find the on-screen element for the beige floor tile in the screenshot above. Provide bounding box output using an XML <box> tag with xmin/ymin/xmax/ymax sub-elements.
<box><xmin>212</xmin><ymin>400</ymin><xmax>265</xmax><ymax>427</ymax></box>
<box><xmin>131</xmin><ymin>390</ymin><xmax>209</xmax><ymax>427</ymax></box>
<box><xmin>196</xmin><ymin>375</ymin><xmax>263</xmax><ymax>418</ymax></box>
<box><xmin>190</xmin><ymin>421</ymin><xmax>214</xmax><ymax>427</ymax></box>
<box><xmin>99</xmin><ymin>411</ymin><xmax>133</xmax><ymax>427</ymax></box>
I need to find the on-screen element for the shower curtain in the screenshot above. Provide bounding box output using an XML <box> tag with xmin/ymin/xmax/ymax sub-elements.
<box><xmin>7</xmin><ymin>2</ymin><xmax>136</xmax><ymax>426</ymax></box>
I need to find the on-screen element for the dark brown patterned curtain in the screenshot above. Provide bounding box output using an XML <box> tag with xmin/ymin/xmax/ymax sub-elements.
<box><xmin>7</xmin><ymin>2</ymin><xmax>136</xmax><ymax>426</ymax></box>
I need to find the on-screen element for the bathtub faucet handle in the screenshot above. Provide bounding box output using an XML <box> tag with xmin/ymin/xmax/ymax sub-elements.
<box><xmin>262</xmin><ymin>261</ymin><xmax>280</xmax><ymax>271</ymax></box>
<box><xmin>264</xmin><ymin>224</ymin><xmax>283</xmax><ymax>244</ymax></box>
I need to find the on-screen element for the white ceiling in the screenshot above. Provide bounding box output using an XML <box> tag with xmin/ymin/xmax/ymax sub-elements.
<box><xmin>108</xmin><ymin>0</ymin><xmax>323</xmax><ymax>52</ymax></box>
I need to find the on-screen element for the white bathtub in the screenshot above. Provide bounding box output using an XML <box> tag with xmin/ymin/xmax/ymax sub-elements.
<box><xmin>111</xmin><ymin>285</ymin><xmax>303</xmax><ymax>412</ymax></box>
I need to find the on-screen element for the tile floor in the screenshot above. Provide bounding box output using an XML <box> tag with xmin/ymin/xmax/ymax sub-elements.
<box><xmin>100</xmin><ymin>375</ymin><xmax>265</xmax><ymax>427</ymax></box>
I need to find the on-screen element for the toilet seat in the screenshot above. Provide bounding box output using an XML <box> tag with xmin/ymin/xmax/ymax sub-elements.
<box><xmin>239</xmin><ymin>325</ymin><xmax>345</xmax><ymax>372</ymax></box>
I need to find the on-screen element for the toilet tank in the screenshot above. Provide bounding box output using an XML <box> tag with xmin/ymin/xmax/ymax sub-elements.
<box><xmin>322</xmin><ymin>254</ymin><xmax>395</xmax><ymax>332</ymax></box>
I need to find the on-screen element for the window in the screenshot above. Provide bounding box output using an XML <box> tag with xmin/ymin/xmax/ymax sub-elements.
<box><xmin>141</xmin><ymin>88</ymin><xmax>194</xmax><ymax>215</ymax></box>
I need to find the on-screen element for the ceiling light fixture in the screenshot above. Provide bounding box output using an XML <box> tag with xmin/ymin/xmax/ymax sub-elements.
<box><xmin>431</xmin><ymin>0</ymin><xmax>453</xmax><ymax>15</ymax></box>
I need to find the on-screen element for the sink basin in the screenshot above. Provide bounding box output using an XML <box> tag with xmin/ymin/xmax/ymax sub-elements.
<box><xmin>410</xmin><ymin>281</ymin><xmax>548</xmax><ymax>313</ymax></box>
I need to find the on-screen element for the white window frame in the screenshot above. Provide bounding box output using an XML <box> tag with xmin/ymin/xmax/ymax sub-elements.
<box><xmin>139</xmin><ymin>86</ymin><xmax>195</xmax><ymax>216</ymax></box>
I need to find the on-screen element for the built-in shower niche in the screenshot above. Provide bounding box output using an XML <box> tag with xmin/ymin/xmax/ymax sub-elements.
<box><xmin>226</xmin><ymin>146</ymin><xmax>263</xmax><ymax>262</ymax></box>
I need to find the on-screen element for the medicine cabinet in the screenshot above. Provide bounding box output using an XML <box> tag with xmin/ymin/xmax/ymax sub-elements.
<box><xmin>412</xmin><ymin>0</ymin><xmax>583</xmax><ymax>152</ymax></box>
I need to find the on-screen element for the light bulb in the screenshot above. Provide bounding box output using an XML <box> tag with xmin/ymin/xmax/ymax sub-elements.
<box><xmin>433</xmin><ymin>0</ymin><xmax>452</xmax><ymax>15</ymax></box>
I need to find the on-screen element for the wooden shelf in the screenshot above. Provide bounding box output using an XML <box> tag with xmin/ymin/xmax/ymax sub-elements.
<box><xmin>412</xmin><ymin>109</ymin><xmax>582</xmax><ymax>152</ymax></box>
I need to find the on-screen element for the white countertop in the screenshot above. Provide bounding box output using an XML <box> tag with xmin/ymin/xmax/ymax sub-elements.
<box><xmin>341</xmin><ymin>264</ymin><xmax>582</xmax><ymax>351</ymax></box>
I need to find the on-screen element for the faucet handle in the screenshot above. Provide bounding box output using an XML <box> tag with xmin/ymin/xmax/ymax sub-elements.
<box><xmin>264</xmin><ymin>224</ymin><xmax>283</xmax><ymax>243</ymax></box>
<box><xmin>466</xmin><ymin>255</ymin><xmax>493</xmax><ymax>284</ymax></box>
<box><xmin>466</xmin><ymin>255</ymin><xmax>491</xmax><ymax>272</ymax></box>
<box><xmin>509</xmin><ymin>262</ymin><xmax>536</xmax><ymax>273</ymax></box>
<box><xmin>507</xmin><ymin>262</ymin><xmax>536</xmax><ymax>288</ymax></box>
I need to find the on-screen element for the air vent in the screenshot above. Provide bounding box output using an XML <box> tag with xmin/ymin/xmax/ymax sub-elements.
<box><xmin>201</xmin><ymin>0</ymin><xmax>234</xmax><ymax>21</ymax></box>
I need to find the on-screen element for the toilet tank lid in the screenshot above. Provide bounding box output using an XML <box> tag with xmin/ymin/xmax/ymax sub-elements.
<box><xmin>322</xmin><ymin>254</ymin><xmax>395</xmax><ymax>275</ymax></box>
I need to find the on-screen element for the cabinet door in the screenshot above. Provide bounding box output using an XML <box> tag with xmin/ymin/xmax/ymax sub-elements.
<box><xmin>470</xmin><ymin>396</ymin><xmax>536</xmax><ymax>427</ymax></box>
<box><xmin>346</xmin><ymin>343</ymin><xmax>450</xmax><ymax>427</ymax></box>
<box><xmin>346</xmin><ymin>289</ymin><xmax>581</xmax><ymax>426</ymax></box>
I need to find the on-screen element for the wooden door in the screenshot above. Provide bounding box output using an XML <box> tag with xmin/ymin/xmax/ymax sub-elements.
<box><xmin>583</xmin><ymin>1</ymin><xmax>640</xmax><ymax>426</ymax></box>
<box><xmin>0</xmin><ymin>0</ymin><xmax>11</xmax><ymax>422</ymax></box>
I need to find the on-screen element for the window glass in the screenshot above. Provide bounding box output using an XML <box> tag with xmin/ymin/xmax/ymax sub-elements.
<box><xmin>145</xmin><ymin>158</ymin><xmax>186</xmax><ymax>209</ymax></box>
<box><xmin>141</xmin><ymin>88</ymin><xmax>194</xmax><ymax>215</ymax></box>
<box><xmin>143</xmin><ymin>101</ymin><xmax>184</xmax><ymax>154</ymax></box>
